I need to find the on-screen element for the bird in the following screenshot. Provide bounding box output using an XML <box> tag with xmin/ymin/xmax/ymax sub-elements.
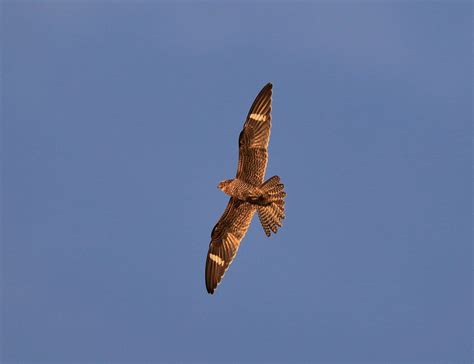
<box><xmin>205</xmin><ymin>82</ymin><xmax>286</xmax><ymax>294</ymax></box>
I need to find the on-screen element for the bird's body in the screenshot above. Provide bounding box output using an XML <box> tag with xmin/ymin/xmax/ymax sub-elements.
<box><xmin>205</xmin><ymin>83</ymin><xmax>286</xmax><ymax>294</ymax></box>
<box><xmin>218</xmin><ymin>178</ymin><xmax>266</xmax><ymax>203</ymax></box>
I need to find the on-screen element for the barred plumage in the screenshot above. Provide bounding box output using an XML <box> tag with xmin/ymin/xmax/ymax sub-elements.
<box><xmin>257</xmin><ymin>176</ymin><xmax>286</xmax><ymax>236</ymax></box>
<box><xmin>205</xmin><ymin>83</ymin><xmax>287</xmax><ymax>294</ymax></box>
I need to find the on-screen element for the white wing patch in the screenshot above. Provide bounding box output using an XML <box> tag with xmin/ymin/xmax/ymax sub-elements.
<box><xmin>209</xmin><ymin>253</ymin><xmax>225</xmax><ymax>266</ymax></box>
<box><xmin>249</xmin><ymin>113</ymin><xmax>268</xmax><ymax>122</ymax></box>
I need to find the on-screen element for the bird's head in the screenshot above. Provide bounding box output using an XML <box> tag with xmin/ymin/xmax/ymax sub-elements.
<box><xmin>218</xmin><ymin>179</ymin><xmax>233</xmax><ymax>194</ymax></box>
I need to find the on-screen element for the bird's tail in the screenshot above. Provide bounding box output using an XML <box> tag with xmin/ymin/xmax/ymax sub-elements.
<box><xmin>257</xmin><ymin>176</ymin><xmax>286</xmax><ymax>237</ymax></box>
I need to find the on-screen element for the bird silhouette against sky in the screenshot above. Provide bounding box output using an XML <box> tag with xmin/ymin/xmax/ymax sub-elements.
<box><xmin>205</xmin><ymin>83</ymin><xmax>286</xmax><ymax>294</ymax></box>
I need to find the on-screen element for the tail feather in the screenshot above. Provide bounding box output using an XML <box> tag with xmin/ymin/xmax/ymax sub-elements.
<box><xmin>257</xmin><ymin>176</ymin><xmax>286</xmax><ymax>237</ymax></box>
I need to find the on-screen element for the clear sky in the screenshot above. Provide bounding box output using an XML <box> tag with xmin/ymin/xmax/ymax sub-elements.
<box><xmin>1</xmin><ymin>1</ymin><xmax>471</xmax><ymax>363</ymax></box>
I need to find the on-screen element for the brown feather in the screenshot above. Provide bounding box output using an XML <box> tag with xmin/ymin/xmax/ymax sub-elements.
<box><xmin>236</xmin><ymin>83</ymin><xmax>272</xmax><ymax>185</ymax></box>
<box><xmin>205</xmin><ymin>198</ymin><xmax>256</xmax><ymax>294</ymax></box>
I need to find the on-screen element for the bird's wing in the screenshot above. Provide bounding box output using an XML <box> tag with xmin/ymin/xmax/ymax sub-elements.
<box><xmin>205</xmin><ymin>198</ymin><xmax>256</xmax><ymax>294</ymax></box>
<box><xmin>236</xmin><ymin>83</ymin><xmax>272</xmax><ymax>185</ymax></box>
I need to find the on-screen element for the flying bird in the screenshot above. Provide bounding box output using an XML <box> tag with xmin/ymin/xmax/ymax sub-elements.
<box><xmin>205</xmin><ymin>83</ymin><xmax>286</xmax><ymax>294</ymax></box>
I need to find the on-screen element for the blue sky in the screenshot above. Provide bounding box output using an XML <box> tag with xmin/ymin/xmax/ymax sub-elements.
<box><xmin>1</xmin><ymin>1</ymin><xmax>471</xmax><ymax>363</ymax></box>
